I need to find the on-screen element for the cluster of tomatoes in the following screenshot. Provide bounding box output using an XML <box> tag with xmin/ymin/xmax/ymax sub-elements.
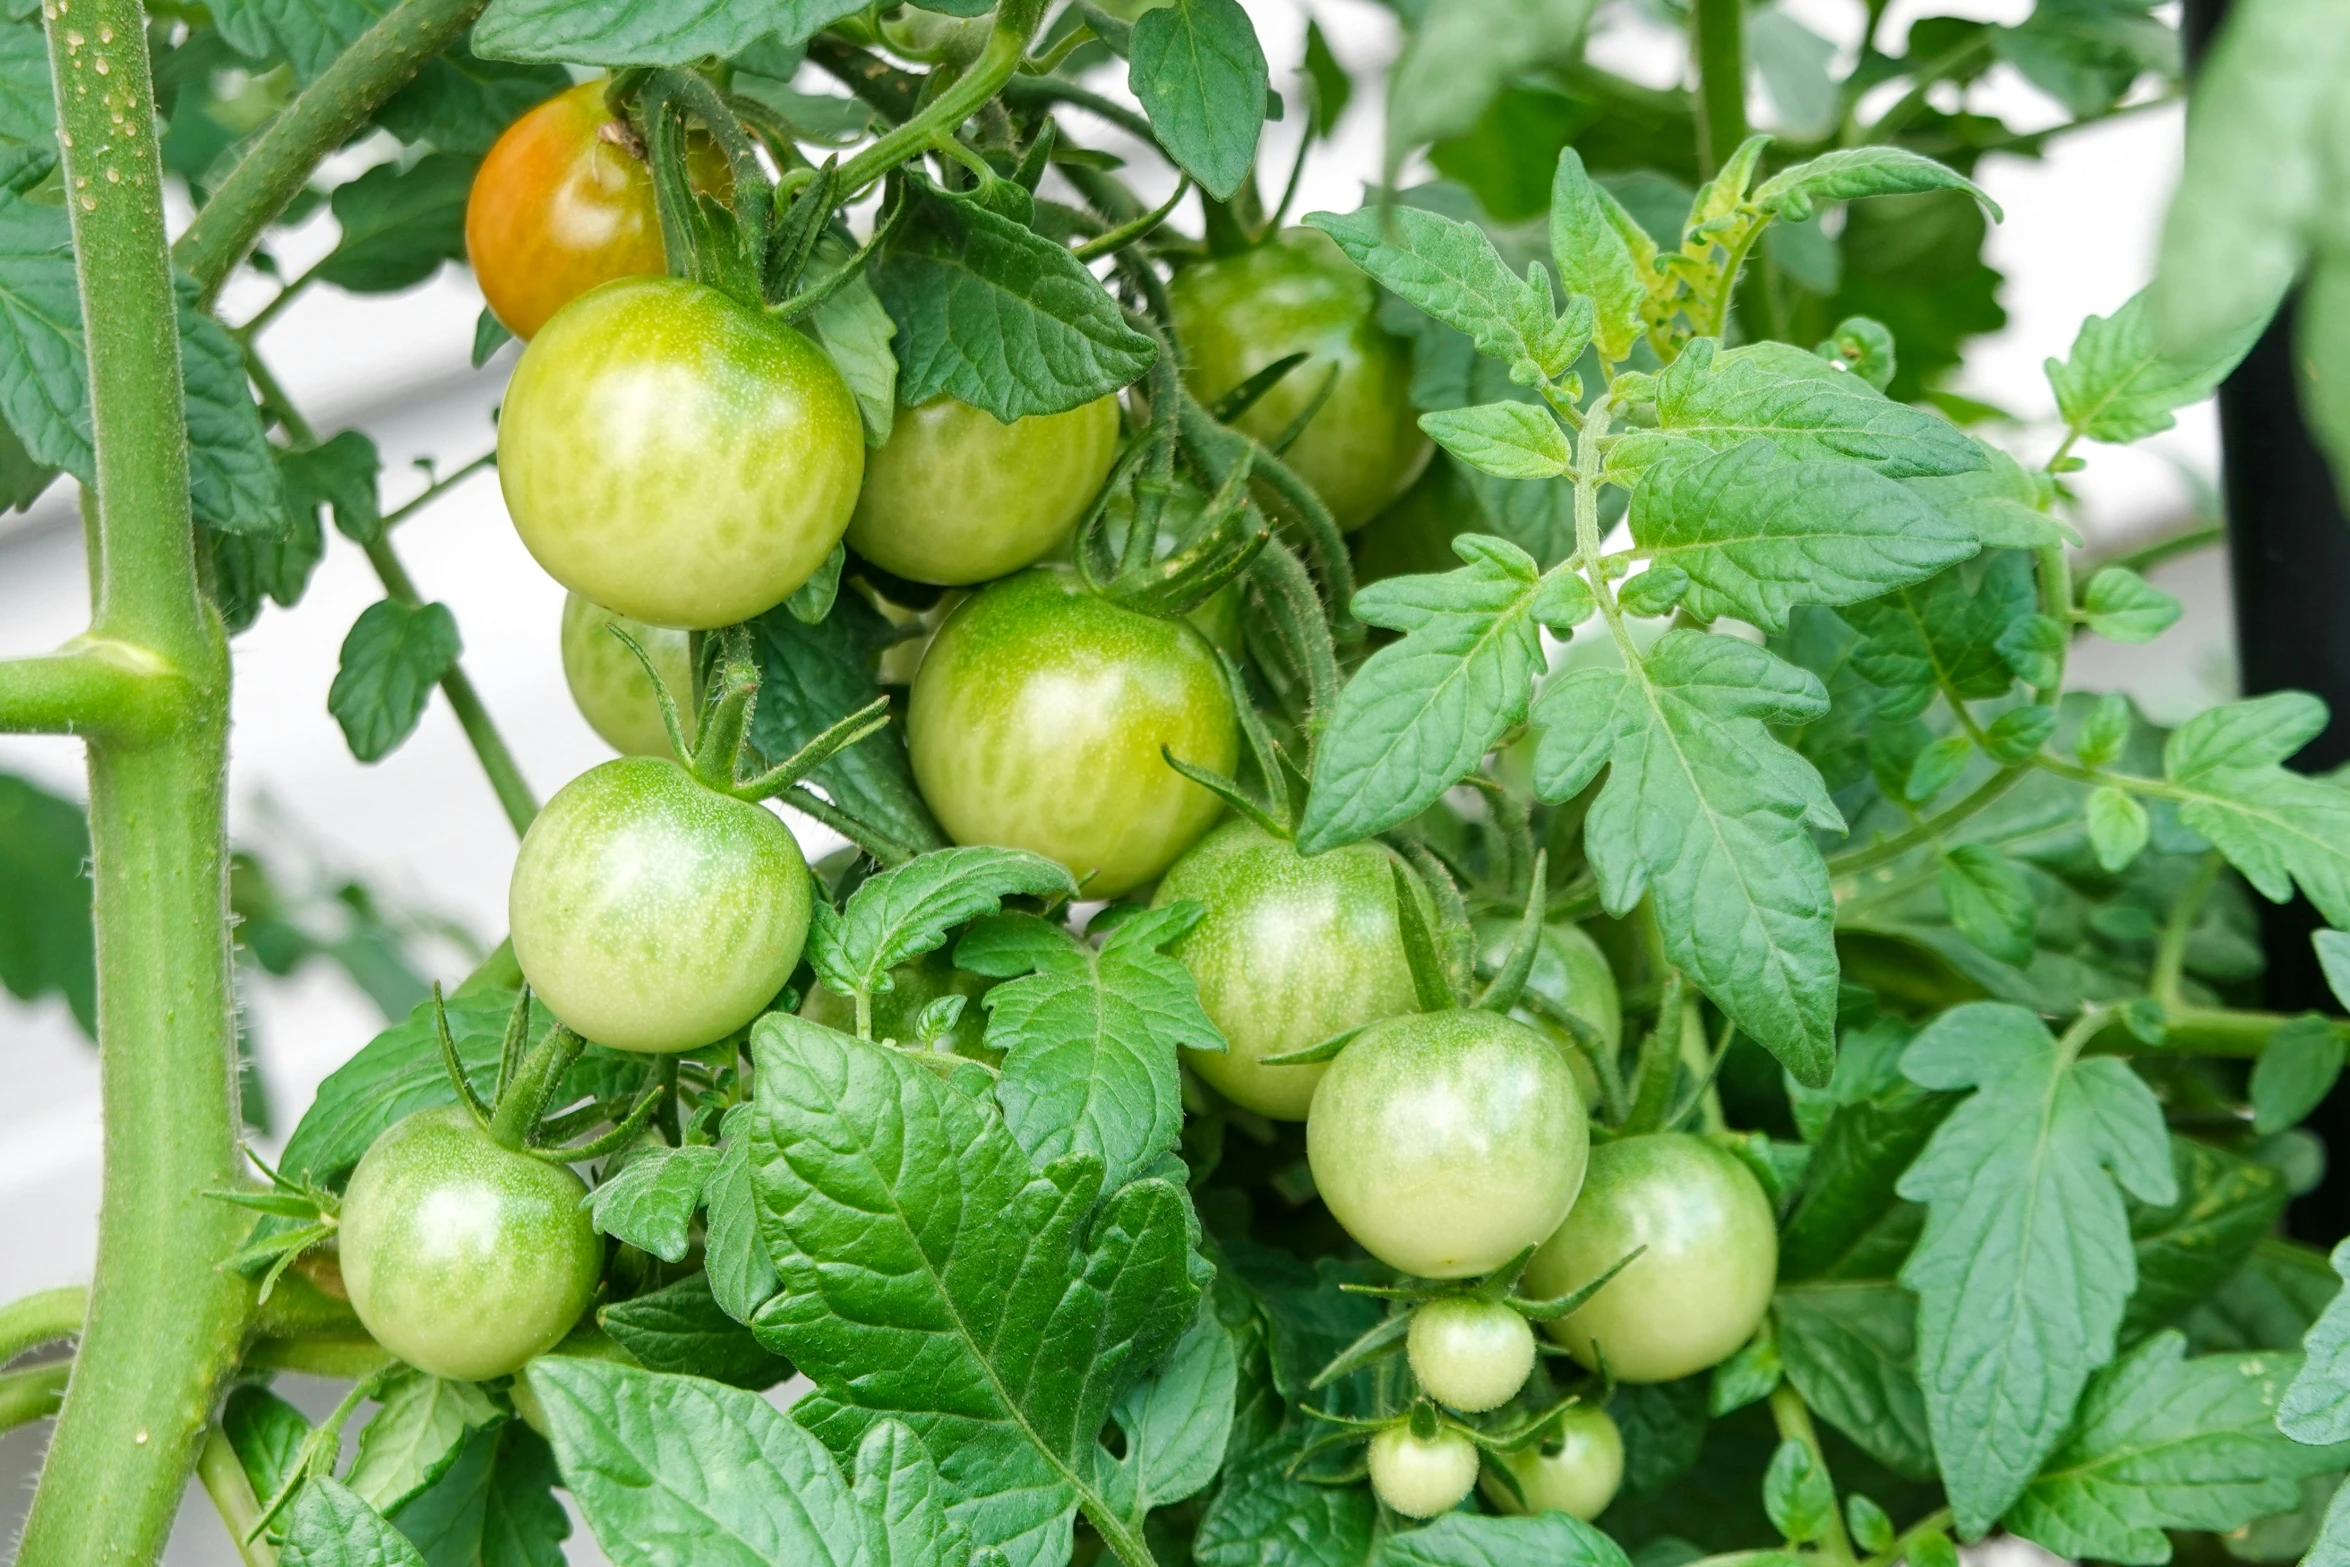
<box><xmin>323</xmin><ymin>80</ymin><xmax>1781</xmax><ymax>1528</ymax></box>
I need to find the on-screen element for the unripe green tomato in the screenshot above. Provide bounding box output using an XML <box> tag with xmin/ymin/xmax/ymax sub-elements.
<box><xmin>498</xmin><ymin>275</ymin><xmax>864</xmax><ymax>629</ymax></box>
<box><xmin>1307</xmin><ymin>1009</ymin><xmax>1590</xmax><ymax>1278</ymax></box>
<box><xmin>1169</xmin><ymin>227</ymin><xmax>1430</xmax><ymax>532</ymax></box>
<box><xmin>559</xmin><ymin>593</ymin><xmax>696</xmax><ymax>757</ymax></box>
<box><xmin>846</xmin><ymin>395</ymin><xmax>1122</xmax><ymax>586</ymax></box>
<box><xmin>1473</xmin><ymin>915</ymin><xmax>1623</xmax><ymax>1087</ymax></box>
<box><xmin>1407</xmin><ymin>1296</ymin><xmax>1537</xmax><ymax>1412</ymax></box>
<box><xmin>510</xmin><ymin>757</ymin><xmax>811</xmax><ymax>1051</ymax></box>
<box><xmin>1481</xmin><ymin>1405</ymin><xmax>1625</xmax><ymax>1520</ymax></box>
<box><xmin>801</xmin><ymin>947</ymin><xmax>998</xmax><ymax>1061</ymax></box>
<box><xmin>339</xmin><ymin>1106</ymin><xmax>603</xmax><ymax>1382</ymax></box>
<box><xmin>1524</xmin><ymin>1132</ymin><xmax>1778</xmax><ymax>1383</ymax></box>
<box><xmin>907</xmin><ymin>567</ymin><xmax>1238</xmax><ymax>898</ymax></box>
<box><xmin>1367</xmin><ymin>1425</ymin><xmax>1481</xmax><ymax>1519</ymax></box>
<box><xmin>1152</xmin><ymin>822</ymin><xmax>1426</xmax><ymax>1119</ymax></box>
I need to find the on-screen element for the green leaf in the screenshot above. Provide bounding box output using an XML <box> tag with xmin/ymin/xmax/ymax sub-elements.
<box><xmin>475</xmin><ymin>0</ymin><xmax>864</xmax><ymax>66</ymax></box>
<box><xmin>1628</xmin><ymin>439</ymin><xmax>1978</xmax><ymax>633</ymax></box>
<box><xmin>1302</xmin><ymin>20</ymin><xmax>1351</xmax><ymax>136</ymax></box>
<box><xmin>1128</xmin><ymin>0</ymin><xmax>1267</xmax><ymax>202</ymax></box>
<box><xmin>2184</xmin><ymin>1238</ymin><xmax>2342</xmax><ymax>1355</ymax></box>
<box><xmin>0</xmin><ymin>770</ymin><xmax>94</xmax><ymax>1035</ymax></box>
<box><xmin>1193</xmin><ymin>1436</ymin><xmax>1375</xmax><ymax>1566</ymax></box>
<box><xmin>1904</xmin><ymin>735</ymin><xmax>1973</xmax><ymax>803</ymax></box>
<box><xmin>211</xmin><ymin>0</ymin><xmax>385</xmax><ymax>81</ymax></box>
<box><xmin>1753</xmin><ymin>147</ymin><xmax>2000</xmax><ymax>224</ymax></box>
<box><xmin>2005</xmin><ymin>1331</ymin><xmax>2342</xmax><ymax>1564</ymax></box>
<box><xmin>2281</xmin><ymin>1241</ymin><xmax>2350</xmax><ymax>1445</ymax></box>
<box><xmin>1383</xmin><ymin>0</ymin><xmax>1600</xmax><ymax>159</ymax></box>
<box><xmin>319</xmin><ymin>155</ymin><xmax>475</xmax><ymax>294</ymax></box>
<box><xmin>1616</xmin><ymin>339</ymin><xmax>1989</xmax><ymax>479</ymax></box>
<box><xmin>805</xmin><ymin>234</ymin><xmax>898</xmax><ymax>448</ymax></box>
<box><xmin>1765</xmin><ymin>1438</ymin><xmax>1837</xmax><ymax>1543</ymax></box>
<box><xmin>1780</xmin><ymin>1069</ymin><xmax>1951</xmax><ymax>1283</ymax></box>
<box><xmin>1710</xmin><ymin>1336</ymin><xmax>1784</xmax><ymax>1416</ymax></box>
<box><xmin>1306</xmin><ymin>205</ymin><xmax>1583</xmax><ymax>384</ymax></box>
<box><xmin>1093</xmin><ymin>1301</ymin><xmax>1237</xmax><ymax>1533</ymax></box>
<box><xmin>2164</xmin><ymin>693</ymin><xmax>2350</xmax><ymax>928</ymax></box>
<box><xmin>282</xmin><ymin>1478</ymin><xmax>429</xmax><ymax>1567</ymax></box>
<box><xmin>974</xmin><ymin>903</ymin><xmax>1221</xmax><ymax>1194</ymax></box>
<box><xmin>2317</xmin><ymin>930</ymin><xmax>2350</xmax><ymax>1011</ymax></box>
<box><xmin>1839</xmin><ymin>552</ymin><xmax>2036</xmax><ymax>722</ymax></box>
<box><xmin>2087</xmin><ymin>786</ymin><xmax>2151</xmax><ymax>872</ymax></box>
<box><xmin>1533</xmin><ymin>631</ymin><xmax>1840</xmax><ymax>1084</ymax></box>
<box><xmin>752</xmin><ymin>595</ymin><xmax>945</xmax><ymax>857</ymax></box>
<box><xmin>1847</xmin><ymin>1493</ymin><xmax>1897</xmax><ymax>1554</ymax></box>
<box><xmin>703</xmin><ymin>1105</ymin><xmax>779</xmax><ymax>1325</ymax></box>
<box><xmin>874</xmin><ymin>181</ymin><xmax>1157</xmax><ymax>422</ymax></box>
<box><xmin>2078</xmin><ymin>692</ymin><xmax>2136</xmax><ymax>768</ymax></box>
<box><xmin>282</xmin><ymin>430</ymin><xmax>384</xmax><ymax>545</ymax></box>
<box><xmin>224</xmin><ymin>1384</ymin><xmax>314</xmax><ymax>1506</ymax></box>
<box><xmin>386</xmin><ymin>1419</ymin><xmax>569</xmax><ymax>1567</ymax></box>
<box><xmin>1375</xmin><ymin>1512</ymin><xmax>1636</xmax><ymax>1567</ymax></box>
<box><xmin>1896</xmin><ymin>1002</ymin><xmax>2179</xmax><ymax>1534</ymax></box>
<box><xmin>1550</xmin><ymin>147</ymin><xmax>1646</xmax><ymax>363</ymax></box>
<box><xmin>1983</xmin><ymin>704</ymin><xmax>2057</xmax><ymax>763</ymax></box>
<box><xmin>347</xmin><ymin>1372</ymin><xmax>502</xmax><ymax>1516</ymax></box>
<box><xmin>811</xmin><ymin>846</ymin><xmax>1076</xmax><ymax>1001</ymax></box>
<box><xmin>1296</xmin><ymin>536</ymin><xmax>1547</xmax><ymax>853</ymax></box>
<box><xmin>745</xmin><ymin>1015</ymin><xmax>1200</xmax><ymax>1567</ymax></box>
<box><xmin>0</xmin><ymin>22</ymin><xmax>55</xmax><ymax>159</ymax></box>
<box><xmin>329</xmin><ymin>600</ymin><xmax>462</xmax><ymax>763</ymax></box>
<box><xmin>2049</xmin><ymin>289</ymin><xmax>2262</xmax><ymax>445</ymax></box>
<box><xmin>599</xmin><ymin>1272</ymin><xmax>793</xmax><ymax>1390</ymax></box>
<box><xmin>375</xmin><ymin>39</ymin><xmax>570</xmax><ymax>158</ymax></box>
<box><xmin>2080</xmin><ymin>566</ymin><xmax>2182</xmax><ymax>642</ymax></box>
<box><xmin>585</xmin><ymin>1144</ymin><xmax>721</xmax><ymax>1263</ymax></box>
<box><xmin>1938</xmin><ymin>844</ymin><xmax>2036</xmax><ymax>966</ymax></box>
<box><xmin>2125</xmin><ymin>1137</ymin><xmax>2289</xmax><ymax>1342</ymax></box>
<box><xmin>1997</xmin><ymin>613</ymin><xmax>2068</xmax><ymax>692</ymax></box>
<box><xmin>1418</xmin><ymin>401</ymin><xmax>1572</xmax><ymax>479</ymax></box>
<box><xmin>1775</xmin><ymin>1281</ymin><xmax>1937</xmax><ymax>1480</ymax></box>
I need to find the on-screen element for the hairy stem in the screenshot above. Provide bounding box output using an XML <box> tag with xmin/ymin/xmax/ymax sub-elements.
<box><xmin>173</xmin><ymin>0</ymin><xmax>493</xmax><ymax>301</ymax></box>
<box><xmin>836</xmin><ymin>0</ymin><xmax>1047</xmax><ymax>195</ymax></box>
<box><xmin>1691</xmin><ymin>0</ymin><xmax>1750</xmax><ymax>175</ymax></box>
<box><xmin>0</xmin><ymin>1363</ymin><xmax>70</xmax><ymax>1433</ymax></box>
<box><xmin>1769</xmin><ymin>1383</ymin><xmax>1856</xmax><ymax>1565</ymax></box>
<box><xmin>2151</xmin><ymin>850</ymin><xmax>2222</xmax><ymax>1008</ymax></box>
<box><xmin>0</xmin><ymin>642</ymin><xmax>174</xmax><ymax>737</ymax></box>
<box><xmin>0</xmin><ymin>1286</ymin><xmax>87</xmax><ymax>1364</ymax></box>
<box><xmin>20</xmin><ymin>4</ymin><xmax>253</xmax><ymax>1559</ymax></box>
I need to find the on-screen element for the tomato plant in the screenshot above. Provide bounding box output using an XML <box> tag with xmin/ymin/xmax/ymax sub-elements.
<box><xmin>6</xmin><ymin>0</ymin><xmax>2350</xmax><ymax>1564</ymax></box>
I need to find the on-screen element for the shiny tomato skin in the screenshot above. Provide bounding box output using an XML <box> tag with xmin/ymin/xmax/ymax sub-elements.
<box><xmin>1481</xmin><ymin>1405</ymin><xmax>1625</xmax><ymax>1520</ymax></box>
<box><xmin>1153</xmin><ymin>821</ymin><xmax>1425</xmax><ymax>1120</ymax></box>
<box><xmin>1307</xmin><ymin>1009</ymin><xmax>1590</xmax><ymax>1279</ymax></box>
<box><xmin>560</xmin><ymin>592</ymin><xmax>695</xmax><ymax>758</ymax></box>
<box><xmin>1368</xmin><ymin>1426</ymin><xmax>1481</xmax><ymax>1519</ymax></box>
<box><xmin>847</xmin><ymin>395</ymin><xmax>1122</xmax><ymax>585</ymax></box>
<box><xmin>339</xmin><ymin>1105</ymin><xmax>603</xmax><ymax>1382</ymax></box>
<box><xmin>1524</xmin><ymin>1132</ymin><xmax>1778</xmax><ymax>1383</ymax></box>
<box><xmin>1474</xmin><ymin>915</ymin><xmax>1624</xmax><ymax>1104</ymax></box>
<box><xmin>906</xmin><ymin>568</ymin><xmax>1238</xmax><ymax>898</ymax></box>
<box><xmin>498</xmin><ymin>275</ymin><xmax>864</xmax><ymax>630</ymax></box>
<box><xmin>510</xmin><ymin>756</ymin><xmax>811</xmax><ymax>1052</ymax></box>
<box><xmin>1169</xmin><ymin>227</ymin><xmax>1430</xmax><ymax>532</ymax></box>
<box><xmin>466</xmin><ymin>81</ymin><xmax>727</xmax><ymax>341</ymax></box>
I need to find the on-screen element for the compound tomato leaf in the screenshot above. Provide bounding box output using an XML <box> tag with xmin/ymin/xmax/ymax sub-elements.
<box><xmin>1534</xmin><ymin>631</ymin><xmax>1841</xmax><ymax>1086</ymax></box>
<box><xmin>2280</xmin><ymin>1241</ymin><xmax>2350</xmax><ymax>1445</ymax></box>
<box><xmin>317</xmin><ymin>155</ymin><xmax>475</xmax><ymax>295</ymax></box>
<box><xmin>1192</xmin><ymin>1437</ymin><xmax>1376</xmax><ymax>1567</ymax></box>
<box><xmin>1418</xmin><ymin>401</ymin><xmax>1573</xmax><ymax>480</ymax></box>
<box><xmin>223</xmin><ymin>1384</ymin><xmax>313</xmax><ymax>1507</ymax></box>
<box><xmin>329</xmin><ymin>599</ymin><xmax>462</xmax><ymax>764</ymax></box>
<box><xmin>585</xmin><ymin>1144</ymin><xmax>722</xmax><ymax>1264</ymax></box>
<box><xmin>346</xmin><ymin>1372</ymin><xmax>502</xmax><ymax>1518</ymax></box>
<box><xmin>600</xmin><ymin>1273</ymin><xmax>793</xmax><ymax>1391</ymax></box>
<box><xmin>281</xmin><ymin>1477</ymin><xmax>430</xmax><ymax>1567</ymax></box>
<box><xmin>746</xmin><ymin>1015</ymin><xmax>1201</xmax><ymax>1567</ymax></box>
<box><xmin>1128</xmin><ymin>0</ymin><xmax>1268</xmax><ymax>202</ymax></box>
<box><xmin>1628</xmin><ymin>439</ymin><xmax>1978</xmax><ymax>633</ymax></box>
<box><xmin>1895</xmin><ymin>1002</ymin><xmax>2178</xmax><ymax>1535</ymax></box>
<box><xmin>1774</xmin><ymin>1281</ymin><xmax>1937</xmax><ymax>1480</ymax></box>
<box><xmin>1937</xmin><ymin>844</ymin><xmax>2036</xmax><ymax>967</ymax></box>
<box><xmin>826</xmin><ymin>846</ymin><xmax>1077</xmax><ymax>1002</ymax></box>
<box><xmin>2123</xmin><ymin>1137</ymin><xmax>2288</xmax><ymax>1343</ymax></box>
<box><xmin>1306</xmin><ymin>205</ymin><xmax>1581</xmax><ymax>384</ymax></box>
<box><xmin>1838</xmin><ymin>552</ymin><xmax>2037</xmax><ymax>721</ymax></box>
<box><xmin>476</xmin><ymin>0</ymin><xmax>865</xmax><ymax>66</ymax></box>
<box><xmin>979</xmin><ymin>902</ymin><xmax>1220</xmax><ymax>1194</ymax></box>
<box><xmin>280</xmin><ymin>430</ymin><xmax>384</xmax><ymax>545</ymax></box>
<box><xmin>2050</xmin><ymin>288</ymin><xmax>2264</xmax><ymax>447</ymax></box>
<box><xmin>387</xmin><ymin>1420</ymin><xmax>571</xmax><ymax>1567</ymax></box>
<box><xmin>702</xmin><ymin>1105</ymin><xmax>780</xmax><ymax>1326</ymax></box>
<box><xmin>1550</xmin><ymin>147</ymin><xmax>1645</xmax><ymax>364</ymax></box>
<box><xmin>853</xmin><ymin>1420</ymin><xmax>994</xmax><ymax>1567</ymax></box>
<box><xmin>1778</xmin><ymin>1079</ymin><xmax>1951</xmax><ymax>1284</ymax></box>
<box><xmin>2003</xmin><ymin>1331</ymin><xmax>2343</xmax><ymax>1564</ymax></box>
<box><xmin>1751</xmin><ymin>147</ymin><xmax>1998</xmax><ymax>224</ymax></box>
<box><xmin>1297</xmin><ymin>536</ymin><xmax>1547</xmax><ymax>854</ymax></box>
<box><xmin>874</xmin><ymin>181</ymin><xmax>1157</xmax><ymax>422</ymax></box>
<box><xmin>1092</xmin><ymin>1301</ymin><xmax>1238</xmax><ymax>1535</ymax></box>
<box><xmin>2164</xmin><ymin>693</ymin><xmax>2350</xmax><ymax>929</ymax></box>
<box><xmin>1373</xmin><ymin>1511</ymin><xmax>1637</xmax><ymax>1567</ymax></box>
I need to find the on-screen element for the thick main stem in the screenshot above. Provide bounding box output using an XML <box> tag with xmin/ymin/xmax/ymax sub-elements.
<box><xmin>1691</xmin><ymin>0</ymin><xmax>1750</xmax><ymax>176</ymax></box>
<box><xmin>21</xmin><ymin>2</ymin><xmax>252</xmax><ymax>1560</ymax></box>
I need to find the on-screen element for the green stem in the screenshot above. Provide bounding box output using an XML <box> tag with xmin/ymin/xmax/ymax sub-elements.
<box><xmin>197</xmin><ymin>1423</ymin><xmax>279</xmax><ymax>1567</ymax></box>
<box><xmin>0</xmin><ymin>641</ymin><xmax>176</xmax><ymax>738</ymax></box>
<box><xmin>173</xmin><ymin>0</ymin><xmax>493</xmax><ymax>301</ymax></box>
<box><xmin>1768</xmin><ymin>1383</ymin><xmax>1856</xmax><ymax>1565</ymax></box>
<box><xmin>20</xmin><ymin>5</ymin><xmax>253</xmax><ymax>1561</ymax></box>
<box><xmin>0</xmin><ymin>1286</ymin><xmax>87</xmax><ymax>1364</ymax></box>
<box><xmin>2089</xmin><ymin>1003</ymin><xmax>2339</xmax><ymax>1058</ymax></box>
<box><xmin>1824</xmin><ymin>768</ymin><xmax>2031</xmax><ymax>875</ymax></box>
<box><xmin>380</xmin><ymin>450</ymin><xmax>496</xmax><ymax>533</ymax></box>
<box><xmin>1864</xmin><ymin>1508</ymin><xmax>1956</xmax><ymax>1567</ymax></box>
<box><xmin>2097</xmin><ymin>521</ymin><xmax>2223</xmax><ymax>580</ymax></box>
<box><xmin>0</xmin><ymin>1362</ymin><xmax>70</xmax><ymax>1433</ymax></box>
<box><xmin>233</xmin><ymin>256</ymin><xmax>323</xmax><ymax>342</ymax></box>
<box><xmin>1691</xmin><ymin>0</ymin><xmax>1750</xmax><ymax>175</ymax></box>
<box><xmin>836</xmin><ymin>0</ymin><xmax>1046</xmax><ymax>195</ymax></box>
<box><xmin>1861</xmin><ymin>34</ymin><xmax>1992</xmax><ymax>146</ymax></box>
<box><xmin>2151</xmin><ymin>850</ymin><xmax>2222</xmax><ymax>1008</ymax></box>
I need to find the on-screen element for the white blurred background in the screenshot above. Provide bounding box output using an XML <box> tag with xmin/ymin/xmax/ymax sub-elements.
<box><xmin>0</xmin><ymin>0</ymin><xmax>2213</xmax><ymax>1556</ymax></box>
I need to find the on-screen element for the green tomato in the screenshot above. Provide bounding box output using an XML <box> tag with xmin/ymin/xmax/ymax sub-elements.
<box><xmin>560</xmin><ymin>593</ymin><xmax>697</xmax><ymax>758</ymax></box>
<box><xmin>906</xmin><ymin>567</ymin><xmax>1238</xmax><ymax>898</ymax></box>
<box><xmin>800</xmin><ymin>947</ymin><xmax>998</xmax><ymax>1061</ymax></box>
<box><xmin>1481</xmin><ymin>1405</ymin><xmax>1625</xmax><ymax>1520</ymax></box>
<box><xmin>846</xmin><ymin>395</ymin><xmax>1122</xmax><ymax>586</ymax></box>
<box><xmin>339</xmin><ymin>1106</ymin><xmax>602</xmax><ymax>1382</ymax></box>
<box><xmin>1524</xmin><ymin>1132</ymin><xmax>1778</xmax><ymax>1383</ymax></box>
<box><xmin>510</xmin><ymin>757</ymin><xmax>811</xmax><ymax>1051</ymax></box>
<box><xmin>1152</xmin><ymin>822</ymin><xmax>1426</xmax><ymax>1120</ymax></box>
<box><xmin>1307</xmin><ymin>1009</ymin><xmax>1590</xmax><ymax>1279</ymax></box>
<box><xmin>1169</xmin><ymin>227</ymin><xmax>1430</xmax><ymax>532</ymax></box>
<box><xmin>1407</xmin><ymin>1296</ymin><xmax>1536</xmax><ymax>1412</ymax></box>
<box><xmin>498</xmin><ymin>275</ymin><xmax>864</xmax><ymax>630</ymax></box>
<box><xmin>1367</xmin><ymin>1425</ymin><xmax>1480</xmax><ymax>1519</ymax></box>
<box><xmin>1474</xmin><ymin>915</ymin><xmax>1623</xmax><ymax>1077</ymax></box>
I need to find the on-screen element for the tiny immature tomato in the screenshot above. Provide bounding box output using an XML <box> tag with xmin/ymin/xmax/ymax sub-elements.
<box><xmin>339</xmin><ymin>1106</ymin><xmax>603</xmax><ymax>1382</ymax></box>
<box><xmin>498</xmin><ymin>275</ymin><xmax>864</xmax><ymax>630</ymax></box>
<box><xmin>1481</xmin><ymin>1405</ymin><xmax>1625</xmax><ymax>1521</ymax></box>
<box><xmin>465</xmin><ymin>81</ymin><xmax>729</xmax><ymax>341</ymax></box>
<box><xmin>907</xmin><ymin>568</ymin><xmax>1238</xmax><ymax>898</ymax></box>
<box><xmin>846</xmin><ymin>395</ymin><xmax>1122</xmax><ymax>586</ymax></box>
<box><xmin>1169</xmin><ymin>227</ymin><xmax>1430</xmax><ymax>531</ymax></box>
<box><xmin>1367</xmin><ymin>1425</ymin><xmax>1480</xmax><ymax>1519</ymax></box>
<box><xmin>560</xmin><ymin>593</ymin><xmax>696</xmax><ymax>758</ymax></box>
<box><xmin>1307</xmin><ymin>1009</ymin><xmax>1589</xmax><ymax>1279</ymax></box>
<box><xmin>1524</xmin><ymin>1132</ymin><xmax>1778</xmax><ymax>1383</ymax></box>
<box><xmin>510</xmin><ymin>757</ymin><xmax>811</xmax><ymax>1051</ymax></box>
<box><xmin>1407</xmin><ymin>1296</ymin><xmax>1537</xmax><ymax>1412</ymax></box>
<box><xmin>1153</xmin><ymin>822</ymin><xmax>1428</xmax><ymax>1120</ymax></box>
